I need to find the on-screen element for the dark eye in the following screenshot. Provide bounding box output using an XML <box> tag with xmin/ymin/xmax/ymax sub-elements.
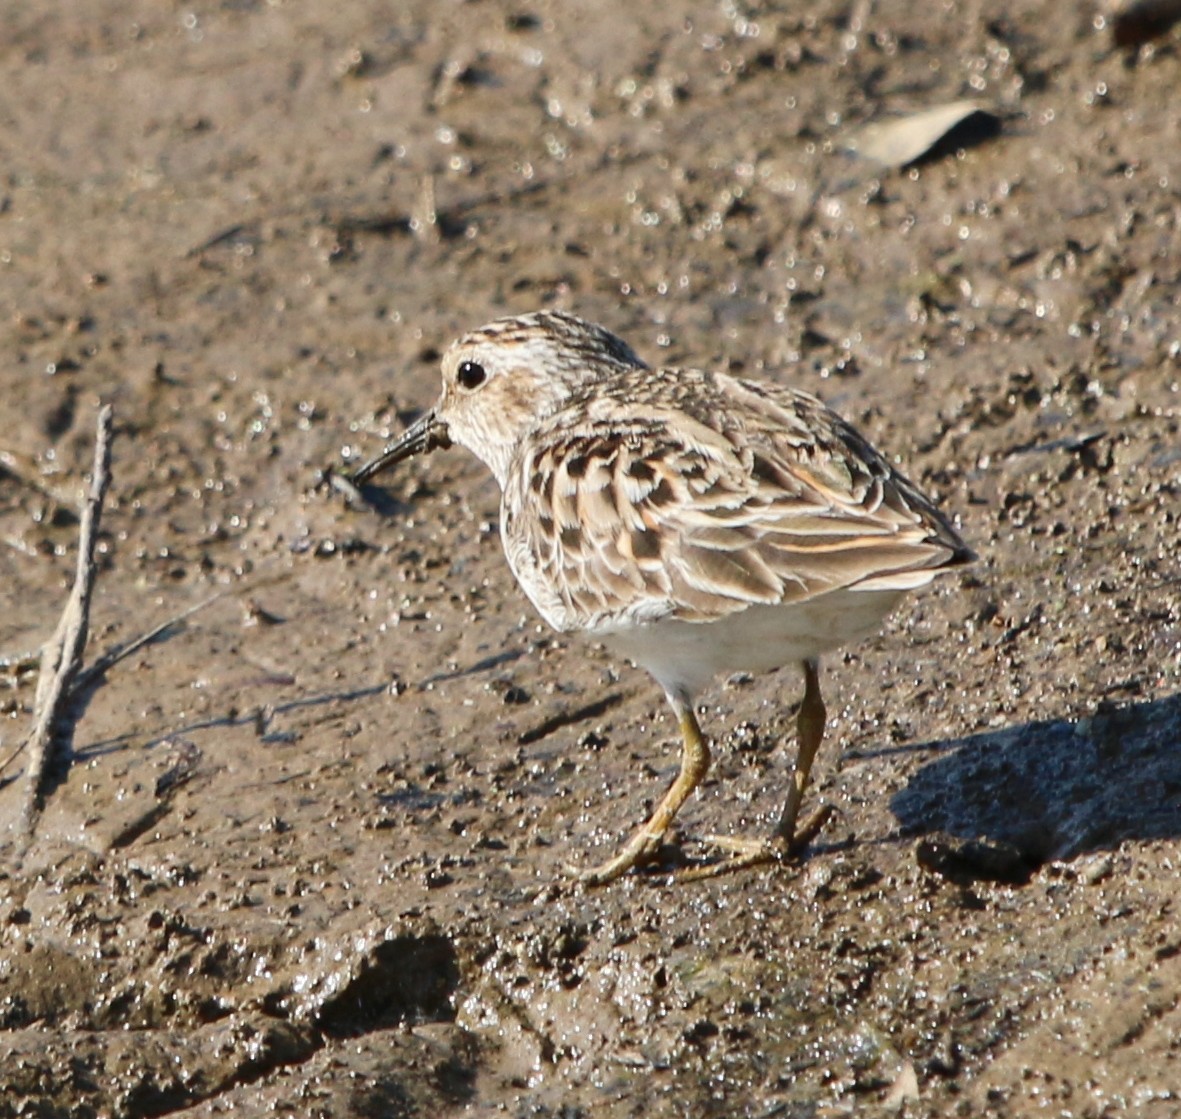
<box><xmin>457</xmin><ymin>360</ymin><xmax>486</xmax><ymax>390</ymax></box>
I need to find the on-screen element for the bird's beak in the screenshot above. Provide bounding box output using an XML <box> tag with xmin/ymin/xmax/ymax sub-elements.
<box><xmin>351</xmin><ymin>410</ymin><xmax>452</xmax><ymax>484</ymax></box>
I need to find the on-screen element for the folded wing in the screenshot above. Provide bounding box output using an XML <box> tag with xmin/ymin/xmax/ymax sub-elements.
<box><xmin>505</xmin><ymin>369</ymin><xmax>973</xmax><ymax>630</ymax></box>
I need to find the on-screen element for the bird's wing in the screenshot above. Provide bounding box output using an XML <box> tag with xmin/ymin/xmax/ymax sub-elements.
<box><xmin>505</xmin><ymin>369</ymin><xmax>972</xmax><ymax>629</ymax></box>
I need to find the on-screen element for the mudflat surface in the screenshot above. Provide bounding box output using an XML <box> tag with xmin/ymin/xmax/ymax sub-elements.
<box><xmin>1</xmin><ymin>3</ymin><xmax>1179</xmax><ymax>1116</ymax></box>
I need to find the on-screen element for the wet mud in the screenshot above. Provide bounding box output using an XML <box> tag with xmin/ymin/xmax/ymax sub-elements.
<box><xmin>1</xmin><ymin>2</ymin><xmax>1179</xmax><ymax>1116</ymax></box>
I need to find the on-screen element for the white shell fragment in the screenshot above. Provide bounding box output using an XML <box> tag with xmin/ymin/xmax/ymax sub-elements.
<box><xmin>843</xmin><ymin>100</ymin><xmax>1001</xmax><ymax>169</ymax></box>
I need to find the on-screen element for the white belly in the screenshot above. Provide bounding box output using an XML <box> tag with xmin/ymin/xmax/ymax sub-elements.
<box><xmin>596</xmin><ymin>588</ymin><xmax>906</xmax><ymax>698</ymax></box>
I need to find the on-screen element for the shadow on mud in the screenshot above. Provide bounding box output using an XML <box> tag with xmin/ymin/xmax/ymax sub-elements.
<box><xmin>890</xmin><ymin>691</ymin><xmax>1181</xmax><ymax>878</ymax></box>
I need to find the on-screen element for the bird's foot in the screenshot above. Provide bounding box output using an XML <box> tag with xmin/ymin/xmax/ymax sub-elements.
<box><xmin>674</xmin><ymin>803</ymin><xmax>835</xmax><ymax>883</ymax></box>
<box><xmin>572</xmin><ymin>804</ymin><xmax>835</xmax><ymax>886</ymax></box>
<box><xmin>573</xmin><ymin>827</ymin><xmax>666</xmax><ymax>886</ymax></box>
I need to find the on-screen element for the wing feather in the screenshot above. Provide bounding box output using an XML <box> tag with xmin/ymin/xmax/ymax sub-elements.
<box><xmin>501</xmin><ymin>367</ymin><xmax>972</xmax><ymax>632</ymax></box>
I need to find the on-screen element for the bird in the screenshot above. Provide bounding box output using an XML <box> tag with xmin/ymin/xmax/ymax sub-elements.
<box><xmin>353</xmin><ymin>309</ymin><xmax>974</xmax><ymax>884</ymax></box>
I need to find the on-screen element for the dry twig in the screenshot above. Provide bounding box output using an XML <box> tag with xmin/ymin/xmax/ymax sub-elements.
<box><xmin>17</xmin><ymin>404</ymin><xmax>114</xmax><ymax>837</ymax></box>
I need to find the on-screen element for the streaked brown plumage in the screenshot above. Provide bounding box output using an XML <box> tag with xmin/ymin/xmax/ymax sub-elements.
<box><xmin>355</xmin><ymin>310</ymin><xmax>974</xmax><ymax>883</ymax></box>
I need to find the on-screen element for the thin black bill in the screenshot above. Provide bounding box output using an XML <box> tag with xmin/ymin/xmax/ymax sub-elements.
<box><xmin>351</xmin><ymin>411</ymin><xmax>451</xmax><ymax>483</ymax></box>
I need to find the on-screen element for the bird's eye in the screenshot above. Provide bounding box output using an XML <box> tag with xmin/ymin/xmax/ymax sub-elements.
<box><xmin>457</xmin><ymin>360</ymin><xmax>486</xmax><ymax>390</ymax></box>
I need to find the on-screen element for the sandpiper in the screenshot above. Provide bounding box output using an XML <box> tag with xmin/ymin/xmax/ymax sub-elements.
<box><xmin>354</xmin><ymin>310</ymin><xmax>973</xmax><ymax>883</ymax></box>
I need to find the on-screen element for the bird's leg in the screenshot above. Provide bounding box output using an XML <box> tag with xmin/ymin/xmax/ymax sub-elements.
<box><xmin>579</xmin><ymin>696</ymin><xmax>710</xmax><ymax>885</ymax></box>
<box><xmin>679</xmin><ymin>658</ymin><xmax>831</xmax><ymax>882</ymax></box>
<box><xmin>775</xmin><ymin>657</ymin><xmax>830</xmax><ymax>852</ymax></box>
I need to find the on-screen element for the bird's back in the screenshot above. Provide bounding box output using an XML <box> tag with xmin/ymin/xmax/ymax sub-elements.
<box><xmin>497</xmin><ymin>364</ymin><xmax>972</xmax><ymax>638</ymax></box>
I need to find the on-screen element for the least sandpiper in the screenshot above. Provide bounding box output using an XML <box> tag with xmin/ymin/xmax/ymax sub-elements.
<box><xmin>354</xmin><ymin>310</ymin><xmax>973</xmax><ymax>884</ymax></box>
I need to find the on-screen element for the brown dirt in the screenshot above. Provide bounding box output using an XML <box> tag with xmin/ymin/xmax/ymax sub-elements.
<box><xmin>1</xmin><ymin>2</ymin><xmax>1180</xmax><ymax>1116</ymax></box>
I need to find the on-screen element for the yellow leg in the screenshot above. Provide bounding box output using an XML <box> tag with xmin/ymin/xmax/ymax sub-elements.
<box><xmin>580</xmin><ymin>702</ymin><xmax>710</xmax><ymax>885</ymax></box>
<box><xmin>676</xmin><ymin>659</ymin><xmax>832</xmax><ymax>883</ymax></box>
<box><xmin>776</xmin><ymin>657</ymin><xmax>828</xmax><ymax>851</ymax></box>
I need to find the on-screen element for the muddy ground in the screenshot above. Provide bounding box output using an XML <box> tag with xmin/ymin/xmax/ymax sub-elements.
<box><xmin>1</xmin><ymin>1</ymin><xmax>1180</xmax><ymax>1116</ymax></box>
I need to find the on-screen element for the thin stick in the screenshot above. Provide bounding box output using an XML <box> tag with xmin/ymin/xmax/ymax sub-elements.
<box><xmin>17</xmin><ymin>404</ymin><xmax>114</xmax><ymax>837</ymax></box>
<box><xmin>0</xmin><ymin>571</ymin><xmax>293</xmax><ymax>784</ymax></box>
<box><xmin>74</xmin><ymin>587</ymin><xmax>228</xmax><ymax>692</ymax></box>
<box><xmin>72</xmin><ymin>568</ymin><xmax>292</xmax><ymax>692</ymax></box>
